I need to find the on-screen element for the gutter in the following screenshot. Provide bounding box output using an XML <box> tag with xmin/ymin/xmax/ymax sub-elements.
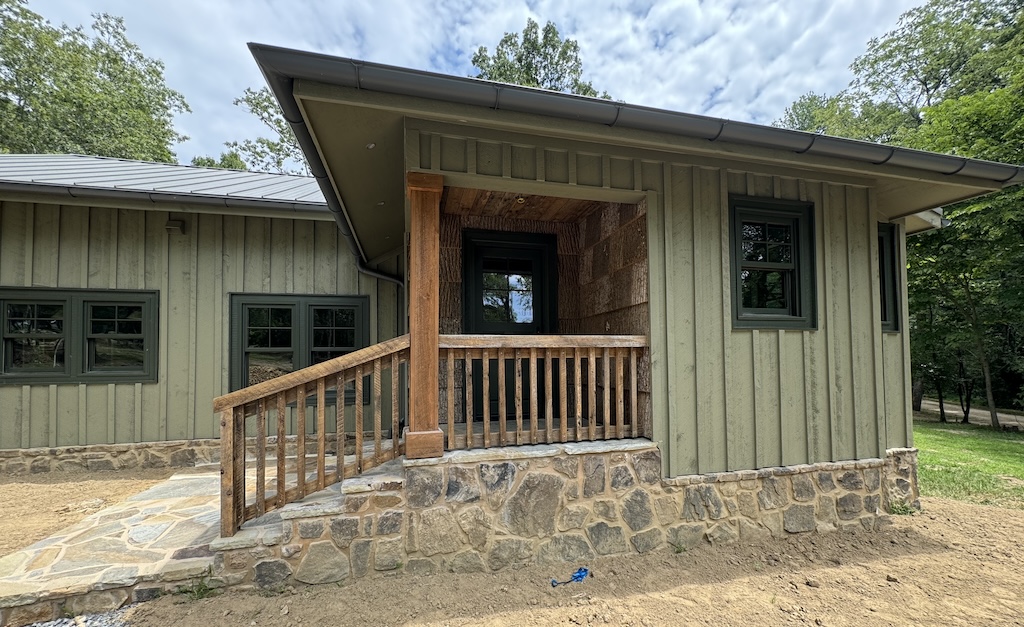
<box><xmin>248</xmin><ymin>44</ymin><xmax>1024</xmax><ymax>190</ymax></box>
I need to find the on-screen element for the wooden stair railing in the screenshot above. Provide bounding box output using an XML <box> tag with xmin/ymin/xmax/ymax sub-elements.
<box><xmin>215</xmin><ymin>334</ymin><xmax>409</xmax><ymax>536</ymax></box>
<box><xmin>437</xmin><ymin>335</ymin><xmax>649</xmax><ymax>450</ymax></box>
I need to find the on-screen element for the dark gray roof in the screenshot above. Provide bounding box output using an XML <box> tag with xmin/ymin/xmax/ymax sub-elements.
<box><xmin>0</xmin><ymin>154</ymin><xmax>327</xmax><ymax>212</ymax></box>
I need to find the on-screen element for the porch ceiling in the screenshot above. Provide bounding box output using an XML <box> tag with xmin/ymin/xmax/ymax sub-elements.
<box><xmin>442</xmin><ymin>186</ymin><xmax>607</xmax><ymax>222</ymax></box>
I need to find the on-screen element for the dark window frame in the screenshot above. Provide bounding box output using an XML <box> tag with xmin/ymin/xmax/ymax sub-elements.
<box><xmin>0</xmin><ymin>288</ymin><xmax>159</xmax><ymax>385</ymax></box>
<box><xmin>229</xmin><ymin>293</ymin><xmax>370</xmax><ymax>392</ymax></box>
<box><xmin>729</xmin><ymin>197</ymin><xmax>817</xmax><ymax>330</ymax></box>
<box><xmin>878</xmin><ymin>223</ymin><xmax>900</xmax><ymax>332</ymax></box>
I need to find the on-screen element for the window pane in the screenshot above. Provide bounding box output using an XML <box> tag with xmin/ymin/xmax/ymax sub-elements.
<box><xmin>312</xmin><ymin>350</ymin><xmax>344</xmax><ymax>364</ymax></box>
<box><xmin>8</xmin><ymin>338</ymin><xmax>64</xmax><ymax>369</ymax></box>
<box><xmin>7</xmin><ymin>304</ymin><xmax>32</xmax><ymax>319</ymax></box>
<box><xmin>270</xmin><ymin>328</ymin><xmax>291</xmax><ymax>348</ymax></box>
<box><xmin>766</xmin><ymin>224</ymin><xmax>792</xmax><ymax>243</ymax></box>
<box><xmin>334</xmin><ymin>308</ymin><xmax>355</xmax><ymax>328</ymax></box>
<box><xmin>92</xmin><ymin>320</ymin><xmax>116</xmax><ymax>334</ymax></box>
<box><xmin>741</xmin><ymin>222</ymin><xmax>765</xmax><ymax>241</ymax></box>
<box><xmin>483</xmin><ymin>272</ymin><xmax>509</xmax><ymax>290</ymax></box>
<box><xmin>92</xmin><ymin>305</ymin><xmax>116</xmax><ymax>319</ymax></box>
<box><xmin>118</xmin><ymin>305</ymin><xmax>143</xmax><ymax>320</ymax></box>
<box><xmin>92</xmin><ymin>339</ymin><xmax>144</xmax><ymax>369</ymax></box>
<box><xmin>270</xmin><ymin>308</ymin><xmax>291</xmax><ymax>327</ymax></box>
<box><xmin>313</xmin><ymin>307</ymin><xmax>333</xmax><ymax>327</ymax></box>
<box><xmin>118</xmin><ymin>320</ymin><xmax>143</xmax><ymax>335</ymax></box>
<box><xmin>767</xmin><ymin>244</ymin><xmax>792</xmax><ymax>263</ymax></box>
<box><xmin>508</xmin><ymin>273</ymin><xmax>532</xmax><ymax>290</ymax></box>
<box><xmin>247</xmin><ymin>351</ymin><xmax>293</xmax><ymax>385</ymax></box>
<box><xmin>743</xmin><ymin>242</ymin><xmax>767</xmax><ymax>262</ymax></box>
<box><xmin>247</xmin><ymin>328</ymin><xmax>269</xmax><ymax>348</ymax></box>
<box><xmin>313</xmin><ymin>329</ymin><xmax>332</xmax><ymax>347</ymax></box>
<box><xmin>483</xmin><ymin>290</ymin><xmax>509</xmax><ymax>322</ymax></box>
<box><xmin>338</xmin><ymin>329</ymin><xmax>355</xmax><ymax>347</ymax></box>
<box><xmin>741</xmin><ymin>270</ymin><xmax>789</xmax><ymax>310</ymax></box>
<box><xmin>6</xmin><ymin>303</ymin><xmax>64</xmax><ymax>334</ymax></box>
<box><xmin>510</xmin><ymin>291</ymin><xmax>534</xmax><ymax>323</ymax></box>
<box><xmin>248</xmin><ymin>307</ymin><xmax>269</xmax><ymax>327</ymax></box>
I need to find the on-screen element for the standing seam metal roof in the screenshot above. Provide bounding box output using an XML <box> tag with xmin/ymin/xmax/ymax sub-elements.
<box><xmin>0</xmin><ymin>154</ymin><xmax>326</xmax><ymax>210</ymax></box>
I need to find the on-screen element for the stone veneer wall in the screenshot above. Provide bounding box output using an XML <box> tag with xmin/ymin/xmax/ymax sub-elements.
<box><xmin>207</xmin><ymin>443</ymin><xmax>920</xmax><ymax>592</ymax></box>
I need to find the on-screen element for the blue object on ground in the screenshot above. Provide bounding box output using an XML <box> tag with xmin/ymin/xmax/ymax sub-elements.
<box><xmin>551</xmin><ymin>567</ymin><xmax>591</xmax><ymax>587</ymax></box>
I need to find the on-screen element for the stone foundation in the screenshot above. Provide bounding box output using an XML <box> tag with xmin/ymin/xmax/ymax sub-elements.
<box><xmin>209</xmin><ymin>442</ymin><xmax>921</xmax><ymax>592</ymax></box>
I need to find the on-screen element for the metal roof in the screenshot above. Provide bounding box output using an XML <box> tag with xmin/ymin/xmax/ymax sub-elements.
<box><xmin>0</xmin><ymin>153</ymin><xmax>327</xmax><ymax>212</ymax></box>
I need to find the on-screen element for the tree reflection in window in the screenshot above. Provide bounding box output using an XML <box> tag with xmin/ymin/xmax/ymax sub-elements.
<box><xmin>481</xmin><ymin>257</ymin><xmax>534</xmax><ymax>324</ymax></box>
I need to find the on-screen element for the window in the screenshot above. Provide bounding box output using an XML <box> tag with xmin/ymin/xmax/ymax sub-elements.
<box><xmin>729</xmin><ymin>197</ymin><xmax>816</xmax><ymax>329</ymax></box>
<box><xmin>878</xmin><ymin>223</ymin><xmax>900</xmax><ymax>332</ymax></box>
<box><xmin>0</xmin><ymin>289</ymin><xmax>158</xmax><ymax>384</ymax></box>
<box><xmin>229</xmin><ymin>294</ymin><xmax>369</xmax><ymax>390</ymax></box>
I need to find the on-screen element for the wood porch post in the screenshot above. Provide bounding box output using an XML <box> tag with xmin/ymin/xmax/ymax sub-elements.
<box><xmin>405</xmin><ymin>172</ymin><xmax>444</xmax><ymax>459</ymax></box>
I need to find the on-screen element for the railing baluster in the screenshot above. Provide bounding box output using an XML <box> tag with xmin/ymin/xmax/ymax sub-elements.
<box><xmin>276</xmin><ymin>391</ymin><xmax>286</xmax><ymax>507</ymax></box>
<box><xmin>336</xmin><ymin>373</ymin><xmax>345</xmax><ymax>485</ymax></box>
<box><xmin>616</xmin><ymin>349</ymin><xmax>625</xmax><ymax>439</ymax></box>
<box><xmin>575</xmin><ymin>347</ymin><xmax>583</xmax><ymax>442</ymax></box>
<box><xmin>355</xmin><ymin>365</ymin><xmax>363</xmax><ymax>473</ymax></box>
<box><xmin>482</xmin><ymin>348</ymin><xmax>491</xmax><ymax>448</ymax></box>
<box><xmin>446</xmin><ymin>349</ymin><xmax>455</xmax><ymax>450</ymax></box>
<box><xmin>603</xmin><ymin>347</ymin><xmax>611</xmax><ymax>440</ymax></box>
<box><xmin>559</xmin><ymin>349</ymin><xmax>568</xmax><ymax>443</ymax></box>
<box><xmin>255</xmin><ymin>398</ymin><xmax>267</xmax><ymax>517</ymax></box>
<box><xmin>588</xmin><ymin>347</ymin><xmax>597</xmax><ymax>441</ymax></box>
<box><xmin>219</xmin><ymin>408</ymin><xmax>239</xmax><ymax>537</ymax></box>
<box><xmin>373</xmin><ymin>359</ymin><xmax>382</xmax><ymax>464</ymax></box>
<box><xmin>392</xmin><ymin>354</ymin><xmax>400</xmax><ymax>458</ymax></box>
<box><xmin>295</xmin><ymin>382</ymin><xmax>306</xmax><ymax>499</ymax></box>
<box><xmin>497</xmin><ymin>347</ymin><xmax>507</xmax><ymax>445</ymax></box>
<box><xmin>316</xmin><ymin>378</ymin><xmax>326</xmax><ymax>491</ymax></box>
<box><xmin>630</xmin><ymin>348</ymin><xmax>638</xmax><ymax>438</ymax></box>
<box><xmin>529</xmin><ymin>348</ymin><xmax>538</xmax><ymax>444</ymax></box>
<box><xmin>514</xmin><ymin>349</ymin><xmax>523</xmax><ymax>445</ymax></box>
<box><xmin>464</xmin><ymin>350</ymin><xmax>473</xmax><ymax>450</ymax></box>
<box><xmin>545</xmin><ymin>348</ymin><xmax>553</xmax><ymax>443</ymax></box>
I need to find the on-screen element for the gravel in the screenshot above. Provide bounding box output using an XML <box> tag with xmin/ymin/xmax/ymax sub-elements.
<box><xmin>27</xmin><ymin>605</ymin><xmax>134</xmax><ymax>627</ymax></box>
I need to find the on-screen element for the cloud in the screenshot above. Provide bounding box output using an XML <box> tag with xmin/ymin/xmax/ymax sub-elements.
<box><xmin>37</xmin><ymin>0</ymin><xmax>920</xmax><ymax>167</ymax></box>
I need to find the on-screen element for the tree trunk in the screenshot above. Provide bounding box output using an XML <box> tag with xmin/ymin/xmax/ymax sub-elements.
<box><xmin>912</xmin><ymin>379</ymin><xmax>924</xmax><ymax>412</ymax></box>
<box><xmin>978</xmin><ymin>353</ymin><xmax>1000</xmax><ymax>429</ymax></box>
<box><xmin>935</xmin><ymin>378</ymin><xmax>947</xmax><ymax>423</ymax></box>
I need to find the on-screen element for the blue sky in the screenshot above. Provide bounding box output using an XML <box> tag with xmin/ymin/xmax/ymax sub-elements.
<box><xmin>39</xmin><ymin>0</ymin><xmax>922</xmax><ymax>167</ymax></box>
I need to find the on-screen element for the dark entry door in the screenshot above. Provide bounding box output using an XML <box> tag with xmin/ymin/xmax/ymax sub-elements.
<box><xmin>463</xmin><ymin>230</ymin><xmax>557</xmax><ymax>421</ymax></box>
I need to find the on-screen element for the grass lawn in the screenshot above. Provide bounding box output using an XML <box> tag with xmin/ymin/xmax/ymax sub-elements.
<box><xmin>914</xmin><ymin>415</ymin><xmax>1024</xmax><ymax>509</ymax></box>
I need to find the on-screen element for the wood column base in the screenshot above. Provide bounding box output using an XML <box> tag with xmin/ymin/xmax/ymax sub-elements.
<box><xmin>403</xmin><ymin>427</ymin><xmax>444</xmax><ymax>460</ymax></box>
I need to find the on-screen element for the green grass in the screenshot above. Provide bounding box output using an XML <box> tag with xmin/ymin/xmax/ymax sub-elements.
<box><xmin>914</xmin><ymin>418</ymin><xmax>1024</xmax><ymax>509</ymax></box>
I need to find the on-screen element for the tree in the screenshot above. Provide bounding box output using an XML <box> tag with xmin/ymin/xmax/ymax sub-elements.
<box><xmin>224</xmin><ymin>87</ymin><xmax>308</xmax><ymax>175</ymax></box>
<box><xmin>471</xmin><ymin>18</ymin><xmax>609</xmax><ymax>98</ymax></box>
<box><xmin>0</xmin><ymin>0</ymin><xmax>189</xmax><ymax>162</ymax></box>
<box><xmin>191</xmin><ymin>150</ymin><xmax>247</xmax><ymax>170</ymax></box>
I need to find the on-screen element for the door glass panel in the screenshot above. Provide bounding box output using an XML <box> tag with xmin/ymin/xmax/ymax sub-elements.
<box><xmin>481</xmin><ymin>258</ymin><xmax>534</xmax><ymax>324</ymax></box>
<box><xmin>247</xmin><ymin>351</ymin><xmax>293</xmax><ymax>385</ymax></box>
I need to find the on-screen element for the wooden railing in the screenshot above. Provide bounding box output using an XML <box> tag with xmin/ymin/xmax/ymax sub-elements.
<box><xmin>215</xmin><ymin>335</ymin><xmax>409</xmax><ymax>536</ymax></box>
<box><xmin>438</xmin><ymin>335</ymin><xmax>649</xmax><ymax>449</ymax></box>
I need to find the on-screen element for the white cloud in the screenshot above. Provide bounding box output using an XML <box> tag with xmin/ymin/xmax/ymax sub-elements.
<box><xmin>37</xmin><ymin>0</ymin><xmax>921</xmax><ymax>166</ymax></box>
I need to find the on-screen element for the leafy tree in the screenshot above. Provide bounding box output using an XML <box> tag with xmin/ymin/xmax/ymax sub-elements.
<box><xmin>224</xmin><ymin>87</ymin><xmax>308</xmax><ymax>175</ymax></box>
<box><xmin>471</xmin><ymin>18</ymin><xmax>609</xmax><ymax>98</ymax></box>
<box><xmin>191</xmin><ymin>150</ymin><xmax>247</xmax><ymax>170</ymax></box>
<box><xmin>0</xmin><ymin>0</ymin><xmax>189</xmax><ymax>161</ymax></box>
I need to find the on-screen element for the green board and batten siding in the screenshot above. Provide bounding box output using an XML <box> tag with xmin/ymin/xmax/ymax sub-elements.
<box><xmin>0</xmin><ymin>202</ymin><xmax>398</xmax><ymax>449</ymax></box>
<box><xmin>406</xmin><ymin>119</ymin><xmax>912</xmax><ymax>476</ymax></box>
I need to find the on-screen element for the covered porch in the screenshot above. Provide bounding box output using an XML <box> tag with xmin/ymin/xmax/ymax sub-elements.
<box><xmin>215</xmin><ymin>173</ymin><xmax>652</xmax><ymax>536</ymax></box>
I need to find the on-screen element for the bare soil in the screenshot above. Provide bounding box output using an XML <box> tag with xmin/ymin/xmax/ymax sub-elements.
<box><xmin>0</xmin><ymin>468</ymin><xmax>178</xmax><ymax>556</ymax></box>
<box><xmin>127</xmin><ymin>498</ymin><xmax>1024</xmax><ymax>627</ymax></box>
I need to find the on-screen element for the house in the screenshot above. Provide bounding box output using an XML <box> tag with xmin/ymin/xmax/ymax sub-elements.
<box><xmin>3</xmin><ymin>44</ymin><xmax>1023</xmax><ymax>578</ymax></box>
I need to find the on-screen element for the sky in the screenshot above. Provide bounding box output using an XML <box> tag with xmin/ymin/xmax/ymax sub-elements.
<box><xmin>38</xmin><ymin>0</ymin><xmax>923</xmax><ymax>167</ymax></box>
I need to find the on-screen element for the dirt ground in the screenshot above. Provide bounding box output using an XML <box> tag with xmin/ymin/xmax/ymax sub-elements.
<box><xmin>123</xmin><ymin>498</ymin><xmax>1024</xmax><ymax>627</ymax></box>
<box><xmin>0</xmin><ymin>468</ymin><xmax>178</xmax><ymax>556</ymax></box>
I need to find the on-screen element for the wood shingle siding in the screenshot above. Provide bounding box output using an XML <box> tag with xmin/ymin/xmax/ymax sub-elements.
<box><xmin>0</xmin><ymin>201</ymin><xmax>398</xmax><ymax>449</ymax></box>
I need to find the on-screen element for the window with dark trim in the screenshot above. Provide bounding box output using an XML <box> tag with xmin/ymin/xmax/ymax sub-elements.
<box><xmin>0</xmin><ymin>288</ymin><xmax>158</xmax><ymax>384</ymax></box>
<box><xmin>878</xmin><ymin>223</ymin><xmax>900</xmax><ymax>332</ymax></box>
<box><xmin>729</xmin><ymin>197</ymin><xmax>817</xmax><ymax>329</ymax></box>
<box><xmin>229</xmin><ymin>294</ymin><xmax>369</xmax><ymax>391</ymax></box>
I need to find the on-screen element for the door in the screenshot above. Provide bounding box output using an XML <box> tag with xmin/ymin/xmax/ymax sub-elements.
<box><xmin>463</xmin><ymin>230</ymin><xmax>558</xmax><ymax>422</ymax></box>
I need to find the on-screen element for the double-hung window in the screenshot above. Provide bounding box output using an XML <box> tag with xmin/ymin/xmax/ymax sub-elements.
<box><xmin>229</xmin><ymin>294</ymin><xmax>369</xmax><ymax>391</ymax></box>
<box><xmin>729</xmin><ymin>197</ymin><xmax>817</xmax><ymax>329</ymax></box>
<box><xmin>878</xmin><ymin>223</ymin><xmax>900</xmax><ymax>332</ymax></box>
<box><xmin>0</xmin><ymin>289</ymin><xmax>158</xmax><ymax>383</ymax></box>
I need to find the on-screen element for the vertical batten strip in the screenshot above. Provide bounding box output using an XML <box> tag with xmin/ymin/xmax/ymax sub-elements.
<box><xmin>255</xmin><ymin>398</ymin><xmax>267</xmax><ymax>516</ymax></box>
<box><xmin>316</xmin><ymin>378</ymin><xmax>326</xmax><ymax>490</ymax></box>
<box><xmin>529</xmin><ymin>348</ymin><xmax>538</xmax><ymax>444</ymax></box>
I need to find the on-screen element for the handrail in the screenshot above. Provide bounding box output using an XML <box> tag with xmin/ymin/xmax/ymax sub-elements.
<box><xmin>439</xmin><ymin>334</ymin><xmax>648</xmax><ymax>349</ymax></box>
<box><xmin>214</xmin><ymin>334</ymin><xmax>409</xmax><ymax>412</ymax></box>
